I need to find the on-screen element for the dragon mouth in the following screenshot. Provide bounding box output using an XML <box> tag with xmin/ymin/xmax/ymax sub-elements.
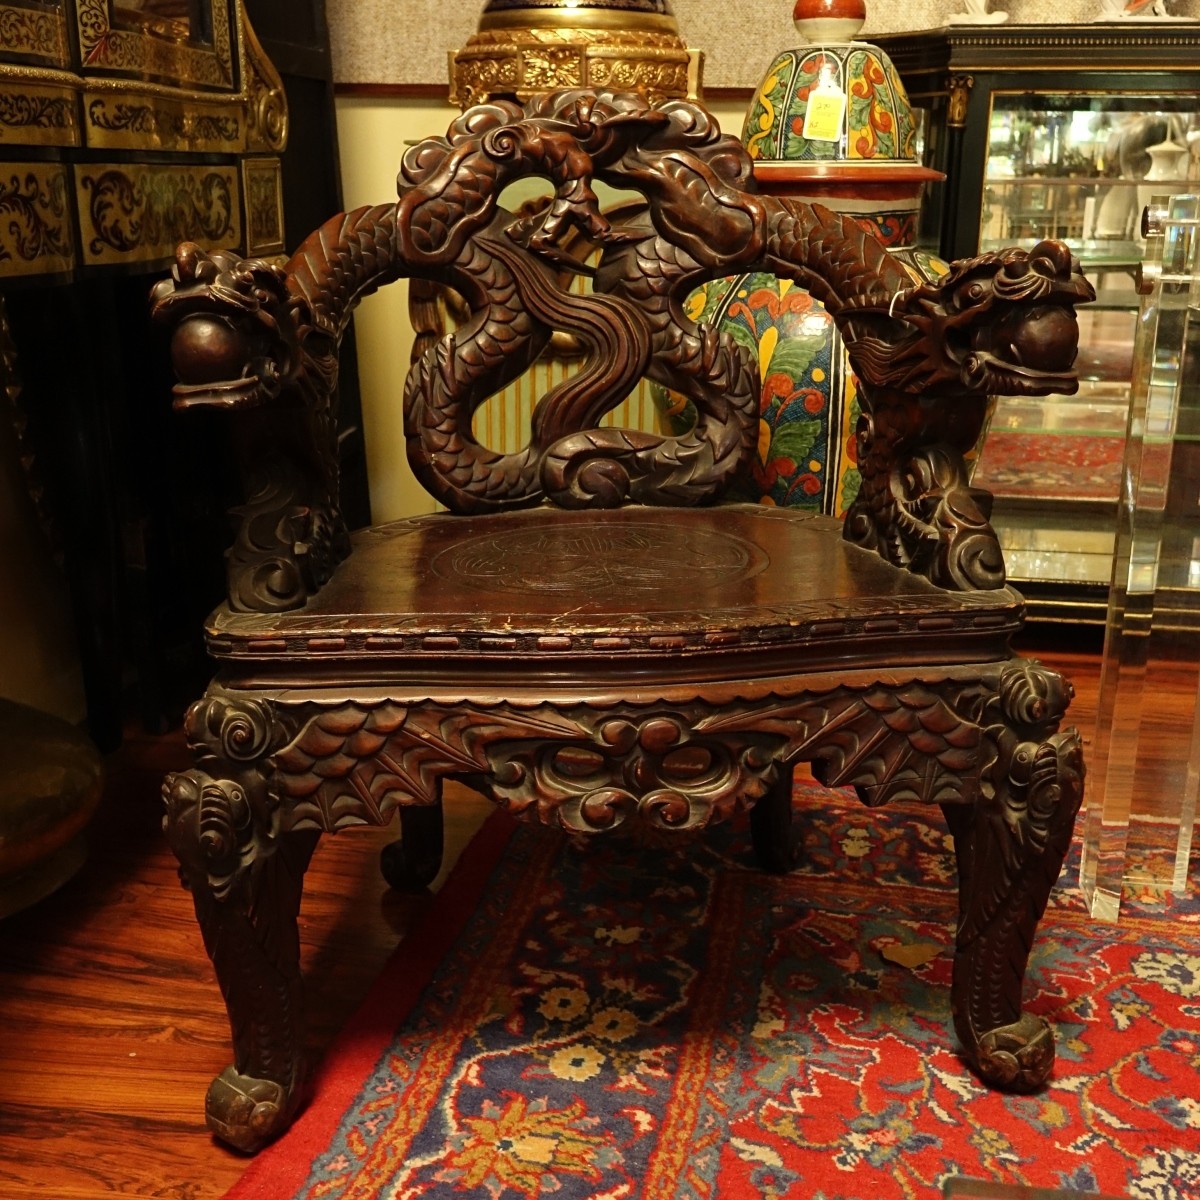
<box><xmin>962</xmin><ymin>301</ymin><xmax>1082</xmax><ymax>395</ymax></box>
<box><xmin>172</xmin><ymin>375</ymin><xmax>272</xmax><ymax>412</ymax></box>
<box><xmin>962</xmin><ymin>351</ymin><xmax>1080</xmax><ymax>396</ymax></box>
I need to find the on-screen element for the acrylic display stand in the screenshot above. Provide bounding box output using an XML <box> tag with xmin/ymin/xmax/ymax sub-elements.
<box><xmin>1081</xmin><ymin>193</ymin><xmax>1200</xmax><ymax>920</ymax></box>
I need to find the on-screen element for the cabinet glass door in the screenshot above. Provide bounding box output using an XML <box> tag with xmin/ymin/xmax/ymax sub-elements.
<box><xmin>969</xmin><ymin>93</ymin><xmax>1199</xmax><ymax>617</ymax></box>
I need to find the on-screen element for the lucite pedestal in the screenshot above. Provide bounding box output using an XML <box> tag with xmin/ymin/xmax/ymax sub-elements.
<box><xmin>1080</xmin><ymin>194</ymin><xmax>1200</xmax><ymax>921</ymax></box>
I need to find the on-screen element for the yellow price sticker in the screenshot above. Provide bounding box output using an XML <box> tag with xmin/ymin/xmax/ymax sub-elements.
<box><xmin>802</xmin><ymin>84</ymin><xmax>846</xmax><ymax>143</ymax></box>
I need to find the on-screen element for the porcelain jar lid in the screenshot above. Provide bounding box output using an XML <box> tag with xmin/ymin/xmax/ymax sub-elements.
<box><xmin>742</xmin><ymin>0</ymin><xmax>942</xmax><ymax>190</ymax></box>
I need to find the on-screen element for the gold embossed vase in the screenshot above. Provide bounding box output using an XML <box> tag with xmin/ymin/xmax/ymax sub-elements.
<box><xmin>449</xmin><ymin>0</ymin><xmax>700</xmax><ymax>107</ymax></box>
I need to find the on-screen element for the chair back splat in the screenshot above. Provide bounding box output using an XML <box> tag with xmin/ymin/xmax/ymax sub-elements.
<box><xmin>151</xmin><ymin>90</ymin><xmax>1093</xmax><ymax>1154</ymax></box>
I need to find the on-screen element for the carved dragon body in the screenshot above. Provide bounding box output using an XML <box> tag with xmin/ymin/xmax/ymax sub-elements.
<box><xmin>151</xmin><ymin>89</ymin><xmax>1093</xmax><ymax>611</ymax></box>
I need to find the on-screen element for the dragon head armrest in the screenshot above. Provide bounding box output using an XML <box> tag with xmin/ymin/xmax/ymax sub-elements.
<box><xmin>842</xmin><ymin>239</ymin><xmax>1096</xmax><ymax>594</ymax></box>
<box><xmin>150</xmin><ymin>242</ymin><xmax>311</xmax><ymax>413</ymax></box>
<box><xmin>849</xmin><ymin>239</ymin><xmax>1095</xmax><ymax>398</ymax></box>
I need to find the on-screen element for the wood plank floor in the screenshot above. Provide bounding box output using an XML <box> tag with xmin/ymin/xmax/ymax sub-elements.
<box><xmin>0</xmin><ymin>632</ymin><xmax>1104</xmax><ymax>1199</ymax></box>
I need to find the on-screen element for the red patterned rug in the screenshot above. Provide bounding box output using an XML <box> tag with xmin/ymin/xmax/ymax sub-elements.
<box><xmin>225</xmin><ymin>789</ymin><xmax>1200</xmax><ymax>1200</ymax></box>
<box><xmin>972</xmin><ymin>431</ymin><xmax>1125</xmax><ymax>503</ymax></box>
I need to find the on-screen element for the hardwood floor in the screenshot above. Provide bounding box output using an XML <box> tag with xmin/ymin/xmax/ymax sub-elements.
<box><xmin>0</xmin><ymin>632</ymin><xmax>1104</xmax><ymax>1199</ymax></box>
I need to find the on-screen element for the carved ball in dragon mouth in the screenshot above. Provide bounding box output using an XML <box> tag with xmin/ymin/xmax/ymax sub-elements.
<box><xmin>988</xmin><ymin>304</ymin><xmax>1080</xmax><ymax>375</ymax></box>
<box><xmin>172</xmin><ymin>315</ymin><xmax>251</xmax><ymax>385</ymax></box>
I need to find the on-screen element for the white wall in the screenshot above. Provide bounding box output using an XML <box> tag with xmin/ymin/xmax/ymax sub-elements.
<box><xmin>334</xmin><ymin>97</ymin><xmax>453</xmax><ymax>521</ymax></box>
<box><xmin>328</xmin><ymin>0</ymin><xmax>1200</xmax><ymax>90</ymax></box>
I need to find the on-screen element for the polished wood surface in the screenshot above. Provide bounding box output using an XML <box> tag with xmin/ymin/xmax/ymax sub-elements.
<box><xmin>208</xmin><ymin>508</ymin><xmax>1026</xmax><ymax>685</ymax></box>
<box><xmin>0</xmin><ymin>726</ymin><xmax>485</xmax><ymax>1199</ymax></box>
<box><xmin>0</xmin><ymin>630</ymin><xmax>1100</xmax><ymax>1200</ymax></box>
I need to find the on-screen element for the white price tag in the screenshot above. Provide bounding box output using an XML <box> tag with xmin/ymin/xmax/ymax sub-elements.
<box><xmin>802</xmin><ymin>72</ymin><xmax>846</xmax><ymax>143</ymax></box>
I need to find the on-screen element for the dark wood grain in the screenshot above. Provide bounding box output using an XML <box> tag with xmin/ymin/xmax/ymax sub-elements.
<box><xmin>142</xmin><ymin>90</ymin><xmax>1101</xmax><ymax>1152</ymax></box>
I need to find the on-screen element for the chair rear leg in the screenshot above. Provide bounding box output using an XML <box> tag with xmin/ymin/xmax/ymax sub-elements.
<box><xmin>750</xmin><ymin>763</ymin><xmax>802</xmax><ymax>873</ymax></box>
<box><xmin>163</xmin><ymin>768</ymin><xmax>319</xmax><ymax>1152</ymax></box>
<box><xmin>941</xmin><ymin>712</ymin><xmax>1083</xmax><ymax>1092</ymax></box>
<box><xmin>381</xmin><ymin>799</ymin><xmax>445</xmax><ymax>891</ymax></box>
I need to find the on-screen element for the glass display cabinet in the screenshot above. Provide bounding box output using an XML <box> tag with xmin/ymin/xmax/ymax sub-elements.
<box><xmin>873</xmin><ymin>26</ymin><xmax>1200</xmax><ymax>623</ymax></box>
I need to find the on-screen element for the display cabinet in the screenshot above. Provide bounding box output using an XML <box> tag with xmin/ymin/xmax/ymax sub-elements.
<box><xmin>0</xmin><ymin>0</ymin><xmax>291</xmax><ymax>747</ymax></box>
<box><xmin>0</xmin><ymin>1</ymin><xmax>312</xmax><ymax>747</ymax></box>
<box><xmin>874</xmin><ymin>25</ymin><xmax>1200</xmax><ymax>623</ymax></box>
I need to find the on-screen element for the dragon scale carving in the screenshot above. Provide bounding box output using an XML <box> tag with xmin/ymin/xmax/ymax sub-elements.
<box><xmin>152</xmin><ymin>90</ymin><xmax>1093</xmax><ymax>611</ymax></box>
<box><xmin>164</xmin><ymin>666</ymin><xmax>1053</xmax><ymax>850</ymax></box>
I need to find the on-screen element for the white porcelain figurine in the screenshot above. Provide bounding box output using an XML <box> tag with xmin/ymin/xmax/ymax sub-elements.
<box><xmin>948</xmin><ymin>0</ymin><xmax>1009</xmax><ymax>24</ymax></box>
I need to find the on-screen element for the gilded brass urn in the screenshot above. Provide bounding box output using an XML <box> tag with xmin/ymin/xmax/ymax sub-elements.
<box><xmin>449</xmin><ymin>0</ymin><xmax>702</xmax><ymax>107</ymax></box>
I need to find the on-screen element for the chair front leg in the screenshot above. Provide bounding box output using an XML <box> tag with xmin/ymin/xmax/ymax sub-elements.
<box><xmin>943</xmin><ymin>661</ymin><xmax>1084</xmax><ymax>1092</ymax></box>
<box><xmin>162</xmin><ymin>695</ymin><xmax>317</xmax><ymax>1153</ymax></box>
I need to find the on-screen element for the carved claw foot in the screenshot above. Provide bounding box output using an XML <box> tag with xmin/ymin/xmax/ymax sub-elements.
<box><xmin>945</xmin><ymin>659</ymin><xmax>1084</xmax><ymax>1093</ymax></box>
<box><xmin>380</xmin><ymin>803</ymin><xmax>445</xmax><ymax>892</ymax></box>
<box><xmin>163</xmin><ymin>696</ymin><xmax>322</xmax><ymax>1151</ymax></box>
<box><xmin>963</xmin><ymin>1013</ymin><xmax>1055</xmax><ymax>1093</ymax></box>
<box><xmin>205</xmin><ymin>1066</ymin><xmax>297</xmax><ymax>1153</ymax></box>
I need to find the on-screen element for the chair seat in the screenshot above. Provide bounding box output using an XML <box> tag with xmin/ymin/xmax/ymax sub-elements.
<box><xmin>208</xmin><ymin>505</ymin><xmax>1023</xmax><ymax>683</ymax></box>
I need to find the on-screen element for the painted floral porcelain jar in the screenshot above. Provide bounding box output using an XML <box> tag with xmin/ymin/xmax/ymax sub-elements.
<box><xmin>683</xmin><ymin>3</ymin><xmax>950</xmax><ymax>512</ymax></box>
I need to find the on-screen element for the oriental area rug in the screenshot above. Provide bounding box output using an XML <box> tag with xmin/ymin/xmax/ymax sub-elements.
<box><xmin>224</xmin><ymin>788</ymin><xmax>1200</xmax><ymax>1200</ymax></box>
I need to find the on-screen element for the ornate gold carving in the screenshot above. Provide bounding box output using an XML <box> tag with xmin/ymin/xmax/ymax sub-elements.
<box><xmin>241</xmin><ymin>11</ymin><xmax>287</xmax><ymax>153</ymax></box>
<box><xmin>947</xmin><ymin>73</ymin><xmax>974</xmax><ymax>130</ymax></box>
<box><xmin>451</xmin><ymin>53</ymin><xmax>521</xmax><ymax>108</ymax></box>
<box><xmin>84</xmin><ymin>91</ymin><xmax>242</xmax><ymax>152</ymax></box>
<box><xmin>0</xmin><ymin>3</ymin><xmax>68</xmax><ymax>66</ymax></box>
<box><xmin>588</xmin><ymin>55</ymin><xmax>690</xmax><ymax>96</ymax></box>
<box><xmin>0</xmin><ymin>80</ymin><xmax>78</xmax><ymax>147</ymax></box>
<box><xmin>522</xmin><ymin>46</ymin><xmax>584</xmax><ymax>90</ymax></box>
<box><xmin>449</xmin><ymin>23</ymin><xmax>694</xmax><ymax>107</ymax></box>
<box><xmin>75</xmin><ymin>0</ymin><xmax>234</xmax><ymax>91</ymax></box>
<box><xmin>0</xmin><ymin>164</ymin><xmax>74</xmax><ymax>277</ymax></box>
<box><xmin>242</xmin><ymin>156</ymin><xmax>282</xmax><ymax>256</ymax></box>
<box><xmin>76</xmin><ymin>162</ymin><xmax>240</xmax><ymax>267</ymax></box>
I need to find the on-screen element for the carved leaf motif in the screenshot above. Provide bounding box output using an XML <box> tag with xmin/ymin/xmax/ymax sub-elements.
<box><xmin>81</xmin><ymin>168</ymin><xmax>235</xmax><ymax>258</ymax></box>
<box><xmin>0</xmin><ymin>93</ymin><xmax>73</xmax><ymax>131</ymax></box>
<box><xmin>0</xmin><ymin>8</ymin><xmax>62</xmax><ymax>58</ymax></box>
<box><xmin>701</xmin><ymin>682</ymin><xmax>986</xmax><ymax>806</ymax></box>
<box><xmin>75</xmin><ymin>0</ymin><xmax>233</xmax><ymax>89</ymax></box>
<box><xmin>0</xmin><ymin>170</ymin><xmax>71</xmax><ymax>264</ymax></box>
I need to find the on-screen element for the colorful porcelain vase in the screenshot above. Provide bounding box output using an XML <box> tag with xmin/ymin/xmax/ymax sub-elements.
<box><xmin>694</xmin><ymin>4</ymin><xmax>952</xmax><ymax>514</ymax></box>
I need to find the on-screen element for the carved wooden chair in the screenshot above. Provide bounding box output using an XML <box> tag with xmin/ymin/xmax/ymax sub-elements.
<box><xmin>152</xmin><ymin>90</ymin><xmax>1093</xmax><ymax>1153</ymax></box>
